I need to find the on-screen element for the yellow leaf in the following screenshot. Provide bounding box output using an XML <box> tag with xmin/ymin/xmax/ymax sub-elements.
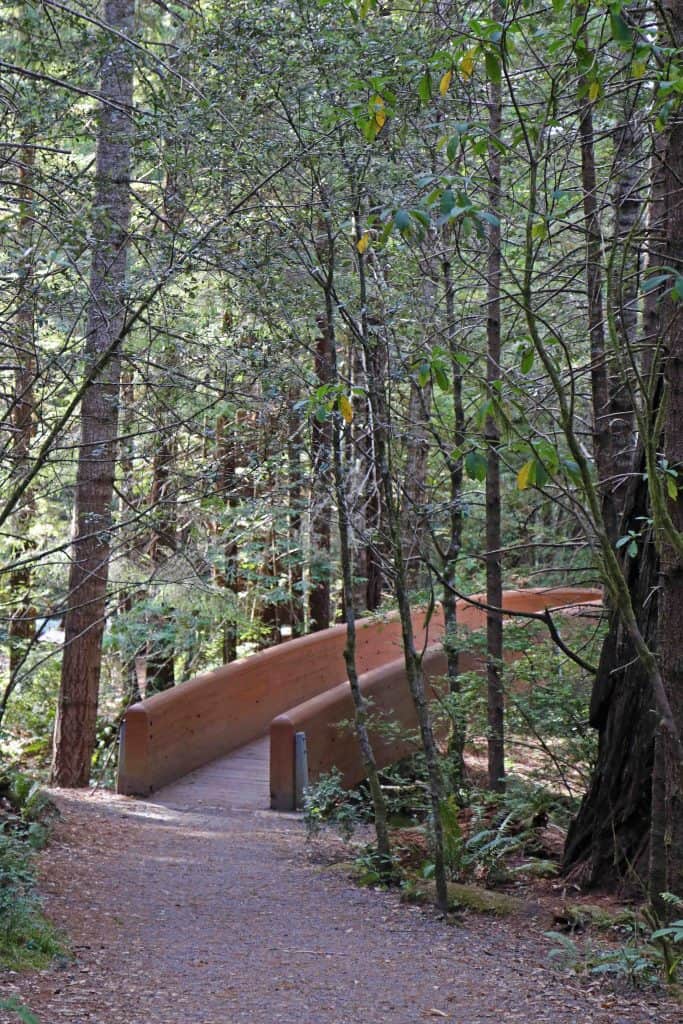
<box><xmin>372</xmin><ymin>95</ymin><xmax>386</xmax><ymax>129</ymax></box>
<box><xmin>632</xmin><ymin>60</ymin><xmax>646</xmax><ymax>78</ymax></box>
<box><xmin>339</xmin><ymin>394</ymin><xmax>353</xmax><ymax>424</ymax></box>
<box><xmin>439</xmin><ymin>69</ymin><xmax>453</xmax><ymax>96</ymax></box>
<box><xmin>460</xmin><ymin>48</ymin><xmax>476</xmax><ymax>81</ymax></box>
<box><xmin>588</xmin><ymin>80</ymin><xmax>600</xmax><ymax>103</ymax></box>
<box><xmin>517</xmin><ymin>460</ymin><xmax>533</xmax><ymax>491</ymax></box>
<box><xmin>356</xmin><ymin>232</ymin><xmax>370</xmax><ymax>254</ymax></box>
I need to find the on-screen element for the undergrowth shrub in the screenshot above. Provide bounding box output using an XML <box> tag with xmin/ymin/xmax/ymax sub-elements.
<box><xmin>0</xmin><ymin>770</ymin><xmax>63</xmax><ymax>970</ymax></box>
<box><xmin>0</xmin><ymin>831</ymin><xmax>63</xmax><ymax>969</ymax></box>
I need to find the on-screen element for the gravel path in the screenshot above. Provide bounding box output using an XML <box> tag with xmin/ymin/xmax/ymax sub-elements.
<box><xmin>2</xmin><ymin>788</ymin><xmax>680</xmax><ymax>1024</ymax></box>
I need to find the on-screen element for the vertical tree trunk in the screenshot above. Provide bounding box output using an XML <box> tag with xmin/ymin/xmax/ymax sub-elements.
<box><xmin>309</xmin><ymin>317</ymin><xmax>333</xmax><ymax>631</ymax></box>
<box><xmin>354</xmin><ymin>219</ymin><xmax>448</xmax><ymax>911</ymax></box>
<box><xmin>144</xmin><ymin>112</ymin><xmax>187</xmax><ymax>691</ymax></box>
<box><xmin>214</xmin><ymin>411</ymin><xmax>240</xmax><ymax>663</ymax></box>
<box><xmin>608</xmin><ymin>78</ymin><xmax>643</xmax><ymax>514</ymax></box>
<box><xmin>8</xmin><ymin>132</ymin><xmax>37</xmax><ymax>686</ymax></box>
<box><xmin>328</xmin><ymin>231</ymin><xmax>392</xmax><ymax>872</ymax></box>
<box><xmin>442</xmin><ymin>257</ymin><xmax>466</xmax><ymax>789</ymax></box>
<box><xmin>51</xmin><ymin>0</ymin><xmax>134</xmax><ymax>787</ymax></box>
<box><xmin>485</xmin><ymin>18</ymin><xmax>505</xmax><ymax>793</ymax></box>
<box><xmin>145</xmin><ymin>432</ymin><xmax>177</xmax><ymax>693</ymax></box>
<box><xmin>116</xmin><ymin>368</ymin><xmax>143</xmax><ymax>703</ymax></box>
<box><xmin>362</xmin><ymin>340</ymin><xmax>386</xmax><ymax>613</ymax></box>
<box><xmin>287</xmin><ymin>394</ymin><xmax>305</xmax><ymax>637</ymax></box>
<box><xmin>656</xmin><ymin>0</ymin><xmax>683</xmax><ymax>904</ymax></box>
<box><xmin>563</xmin><ymin>462</ymin><xmax>658</xmax><ymax>887</ymax></box>
<box><xmin>563</xmin><ymin>0</ymin><xmax>683</xmax><ymax>888</ymax></box>
<box><xmin>402</xmin><ymin>379</ymin><xmax>432</xmax><ymax>593</ymax></box>
<box><xmin>577</xmin><ymin>8</ymin><xmax>618</xmax><ymax>544</ymax></box>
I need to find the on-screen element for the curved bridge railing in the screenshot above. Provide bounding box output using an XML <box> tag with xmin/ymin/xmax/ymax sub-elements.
<box><xmin>117</xmin><ymin>587</ymin><xmax>601</xmax><ymax>808</ymax></box>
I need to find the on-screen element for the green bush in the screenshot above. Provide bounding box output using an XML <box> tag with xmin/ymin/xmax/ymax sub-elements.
<box><xmin>0</xmin><ymin>832</ymin><xmax>63</xmax><ymax>970</ymax></box>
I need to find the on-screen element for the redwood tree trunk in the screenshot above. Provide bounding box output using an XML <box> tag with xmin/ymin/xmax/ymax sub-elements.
<box><xmin>563</xmin><ymin>465</ymin><xmax>658</xmax><ymax>887</ymax></box>
<box><xmin>51</xmin><ymin>0</ymin><xmax>134</xmax><ymax>787</ymax></box>
<box><xmin>656</xmin><ymin>0</ymin><xmax>683</xmax><ymax>903</ymax></box>
<box><xmin>564</xmin><ymin>0</ymin><xmax>683</xmax><ymax>899</ymax></box>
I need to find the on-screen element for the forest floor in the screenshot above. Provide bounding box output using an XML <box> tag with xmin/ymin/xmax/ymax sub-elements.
<box><xmin>2</xmin><ymin>787</ymin><xmax>682</xmax><ymax>1024</ymax></box>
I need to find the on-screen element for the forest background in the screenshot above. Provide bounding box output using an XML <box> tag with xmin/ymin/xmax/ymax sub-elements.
<box><xmin>0</xmin><ymin>0</ymin><xmax>681</xmax><ymax>933</ymax></box>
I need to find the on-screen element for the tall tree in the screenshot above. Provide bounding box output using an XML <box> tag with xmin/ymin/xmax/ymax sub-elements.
<box><xmin>51</xmin><ymin>0</ymin><xmax>135</xmax><ymax>786</ymax></box>
<box><xmin>653</xmin><ymin>0</ymin><xmax>683</xmax><ymax>906</ymax></box>
<box><xmin>485</xmin><ymin>0</ymin><xmax>505</xmax><ymax>792</ymax></box>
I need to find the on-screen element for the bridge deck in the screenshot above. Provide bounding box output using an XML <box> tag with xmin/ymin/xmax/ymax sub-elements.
<box><xmin>151</xmin><ymin>734</ymin><xmax>270</xmax><ymax>813</ymax></box>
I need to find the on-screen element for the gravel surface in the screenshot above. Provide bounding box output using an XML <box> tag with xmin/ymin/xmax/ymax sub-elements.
<box><xmin>2</xmin><ymin>788</ymin><xmax>681</xmax><ymax>1024</ymax></box>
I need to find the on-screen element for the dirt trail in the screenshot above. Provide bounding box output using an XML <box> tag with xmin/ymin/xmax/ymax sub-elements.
<box><xmin>2</xmin><ymin>789</ymin><xmax>679</xmax><ymax>1024</ymax></box>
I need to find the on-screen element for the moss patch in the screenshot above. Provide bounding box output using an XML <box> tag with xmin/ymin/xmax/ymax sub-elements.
<box><xmin>560</xmin><ymin>902</ymin><xmax>640</xmax><ymax>931</ymax></box>
<box><xmin>402</xmin><ymin>879</ymin><xmax>524</xmax><ymax>916</ymax></box>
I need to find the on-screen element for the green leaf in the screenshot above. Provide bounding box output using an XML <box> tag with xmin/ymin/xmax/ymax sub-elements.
<box><xmin>534</xmin><ymin>460</ymin><xmax>549</xmax><ymax>487</ymax></box>
<box><xmin>440</xmin><ymin>189</ymin><xmax>455</xmax><ymax>215</ymax></box>
<box><xmin>627</xmin><ymin>540</ymin><xmax>638</xmax><ymax>557</ymax></box>
<box><xmin>520</xmin><ymin>348</ymin><xmax>534</xmax><ymax>374</ymax></box>
<box><xmin>410</xmin><ymin>208</ymin><xmax>430</xmax><ymax>229</ymax></box>
<box><xmin>561</xmin><ymin>459</ymin><xmax>582</xmax><ymax>485</ymax></box>
<box><xmin>642</xmin><ymin>273</ymin><xmax>671</xmax><ymax>293</ymax></box>
<box><xmin>478</xmin><ymin>210</ymin><xmax>500</xmax><ymax>228</ymax></box>
<box><xmin>394</xmin><ymin>209</ymin><xmax>411</xmax><ymax>232</ymax></box>
<box><xmin>667</xmin><ymin>475</ymin><xmax>679</xmax><ymax>500</ymax></box>
<box><xmin>485</xmin><ymin>51</ymin><xmax>501</xmax><ymax>85</ymax></box>
<box><xmin>517</xmin><ymin>460</ymin><xmax>534</xmax><ymax>490</ymax></box>
<box><xmin>433</xmin><ymin>362</ymin><xmax>450</xmax><ymax>392</ymax></box>
<box><xmin>418</xmin><ymin>72</ymin><xmax>433</xmax><ymax>104</ymax></box>
<box><xmin>446</xmin><ymin>135</ymin><xmax>460</xmax><ymax>162</ymax></box>
<box><xmin>570</xmin><ymin>14</ymin><xmax>585</xmax><ymax>37</ymax></box>
<box><xmin>465</xmin><ymin>451</ymin><xmax>487</xmax><ymax>481</ymax></box>
<box><xmin>610</xmin><ymin>8</ymin><xmax>633</xmax><ymax>45</ymax></box>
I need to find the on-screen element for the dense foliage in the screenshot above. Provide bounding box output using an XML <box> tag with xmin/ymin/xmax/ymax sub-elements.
<box><xmin>0</xmin><ymin>0</ymin><xmax>681</xmax><ymax>914</ymax></box>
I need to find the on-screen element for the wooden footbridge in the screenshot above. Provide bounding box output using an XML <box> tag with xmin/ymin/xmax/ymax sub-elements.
<box><xmin>117</xmin><ymin>588</ymin><xmax>601</xmax><ymax>811</ymax></box>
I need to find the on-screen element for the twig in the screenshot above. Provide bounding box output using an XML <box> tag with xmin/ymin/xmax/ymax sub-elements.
<box><xmin>426</xmin><ymin>560</ymin><xmax>599</xmax><ymax>675</ymax></box>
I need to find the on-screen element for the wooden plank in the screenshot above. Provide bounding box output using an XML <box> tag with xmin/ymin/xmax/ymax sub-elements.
<box><xmin>151</xmin><ymin>735</ymin><xmax>270</xmax><ymax>811</ymax></box>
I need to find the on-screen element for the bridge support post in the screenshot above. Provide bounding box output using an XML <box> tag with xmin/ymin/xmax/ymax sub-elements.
<box><xmin>294</xmin><ymin>731</ymin><xmax>309</xmax><ymax>810</ymax></box>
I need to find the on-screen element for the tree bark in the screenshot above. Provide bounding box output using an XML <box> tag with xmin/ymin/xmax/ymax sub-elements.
<box><xmin>563</xmin><ymin>464</ymin><xmax>658</xmax><ymax>888</ymax></box>
<box><xmin>355</xmin><ymin>256</ymin><xmax>449</xmax><ymax>911</ymax></box>
<box><xmin>442</xmin><ymin>256</ymin><xmax>466</xmax><ymax>789</ymax></box>
<box><xmin>8</xmin><ymin>131</ymin><xmax>37</xmax><ymax>687</ymax></box>
<box><xmin>309</xmin><ymin>316</ymin><xmax>333</xmax><ymax>631</ymax></box>
<box><xmin>656</xmin><ymin>0</ymin><xmax>683</xmax><ymax>903</ymax></box>
<box><xmin>486</xmin><ymin>18</ymin><xmax>505</xmax><ymax>793</ymax></box>
<box><xmin>577</xmin><ymin>6</ymin><xmax>618</xmax><ymax>545</ymax></box>
<box><xmin>402</xmin><ymin>380</ymin><xmax>432</xmax><ymax>593</ymax></box>
<box><xmin>51</xmin><ymin>0</ymin><xmax>134</xmax><ymax>787</ymax></box>
<box><xmin>287</xmin><ymin>394</ymin><xmax>305</xmax><ymax>637</ymax></box>
<box><xmin>145</xmin><ymin>431</ymin><xmax>177</xmax><ymax>694</ymax></box>
<box><xmin>608</xmin><ymin>72</ymin><xmax>643</xmax><ymax>515</ymax></box>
